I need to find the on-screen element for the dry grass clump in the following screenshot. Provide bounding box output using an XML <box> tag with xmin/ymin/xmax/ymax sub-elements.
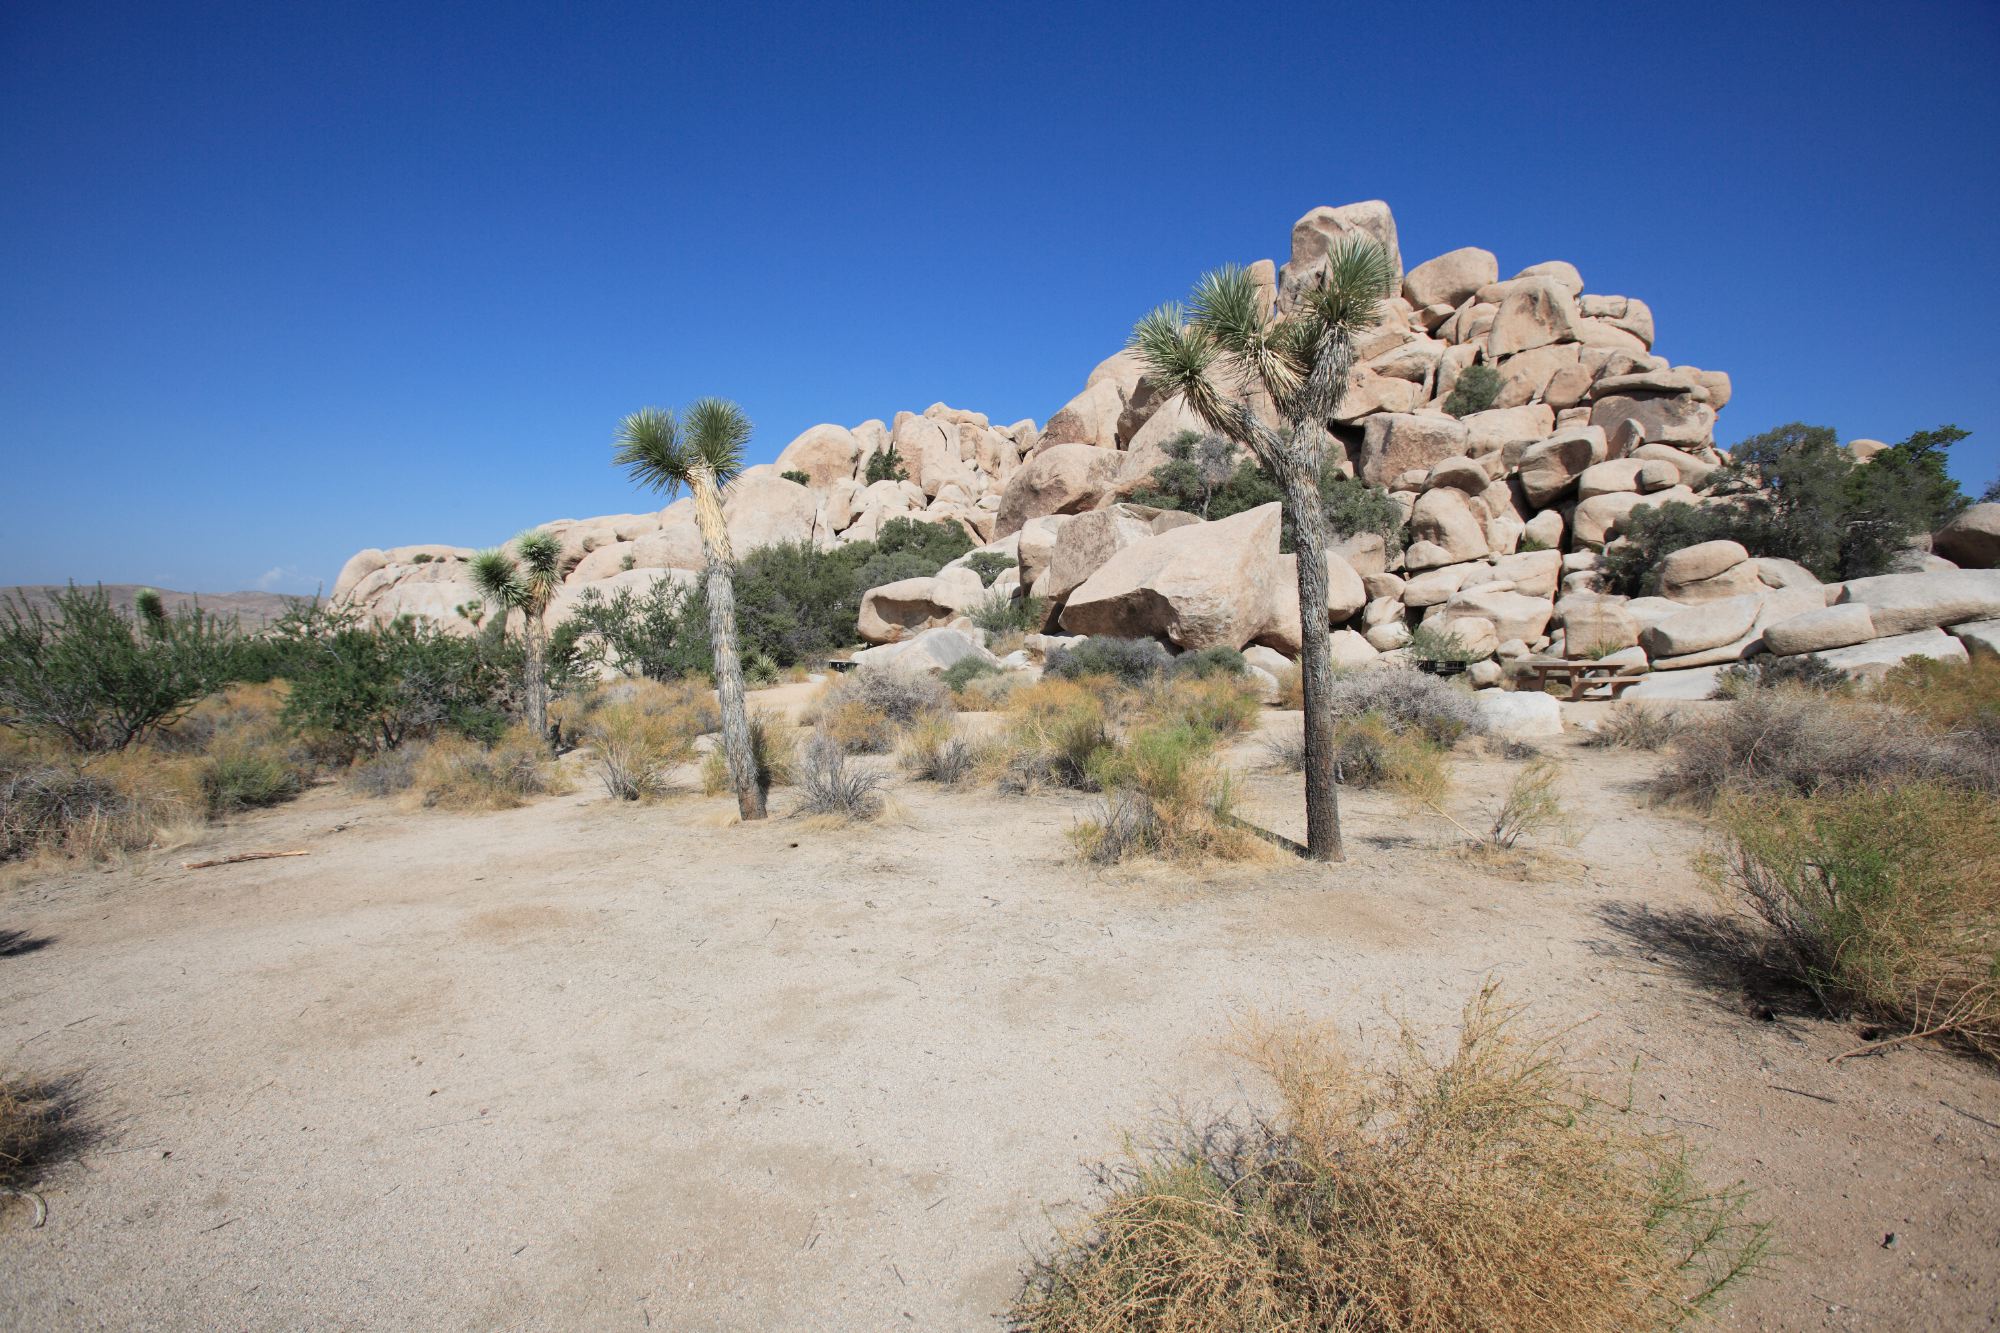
<box><xmin>991</xmin><ymin>678</ymin><xmax>1116</xmax><ymax>794</ymax></box>
<box><xmin>1876</xmin><ymin>654</ymin><xmax>2000</xmax><ymax>737</ymax></box>
<box><xmin>1</xmin><ymin>1071</ymin><xmax>94</xmax><ymax>1220</ymax></box>
<box><xmin>793</xmin><ymin>732</ymin><xmax>888</xmax><ymax>820</ymax></box>
<box><xmin>0</xmin><ymin>756</ymin><xmax>203</xmax><ymax>865</ymax></box>
<box><xmin>899</xmin><ymin>715</ymin><xmax>980</xmax><ymax>785</ymax></box>
<box><xmin>1139</xmin><ymin>674</ymin><xmax>1261</xmax><ymax>741</ymax></box>
<box><xmin>1657</xmin><ymin>689</ymin><xmax>1998</xmax><ymax>804</ymax></box>
<box><xmin>1324</xmin><ymin>667</ymin><xmax>1483</xmax><ymax>744</ymax></box>
<box><xmin>700</xmin><ymin>712</ymin><xmax>796</xmax><ymax>798</ymax></box>
<box><xmin>1715</xmin><ymin>781</ymin><xmax>2000</xmax><ymax>1061</ymax></box>
<box><xmin>570</xmin><ymin>679</ymin><xmax>714</xmax><ymax>800</ymax></box>
<box><xmin>807</xmin><ymin>666</ymin><xmax>953</xmax><ymax>754</ymax></box>
<box><xmin>1583</xmin><ymin>703</ymin><xmax>1684</xmax><ymax>751</ymax></box>
<box><xmin>408</xmin><ymin>724</ymin><xmax>565</xmax><ymax>810</ymax></box>
<box><xmin>345</xmin><ymin>746</ymin><xmax>420</xmax><ymax>797</ymax></box>
<box><xmin>1273</xmin><ymin>666</ymin><xmax>1304</xmax><ymax>711</ymax></box>
<box><xmin>1488</xmin><ymin>757</ymin><xmax>1574</xmax><ymax>849</ymax></box>
<box><xmin>1013</xmin><ymin>985</ymin><xmax>1769</xmax><ymax>1331</ymax></box>
<box><xmin>1070</xmin><ymin>723</ymin><xmax>1262</xmax><ymax>866</ymax></box>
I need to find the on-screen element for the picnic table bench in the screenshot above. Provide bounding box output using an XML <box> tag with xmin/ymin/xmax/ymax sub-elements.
<box><xmin>1517</xmin><ymin>657</ymin><xmax>1649</xmax><ymax>702</ymax></box>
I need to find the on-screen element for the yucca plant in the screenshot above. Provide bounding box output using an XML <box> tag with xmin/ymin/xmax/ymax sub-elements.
<box><xmin>1129</xmin><ymin>237</ymin><xmax>1398</xmax><ymax>860</ymax></box>
<box><xmin>468</xmin><ymin>529</ymin><xmax>563</xmax><ymax>746</ymax></box>
<box><xmin>613</xmin><ymin>399</ymin><xmax>766</xmax><ymax>821</ymax></box>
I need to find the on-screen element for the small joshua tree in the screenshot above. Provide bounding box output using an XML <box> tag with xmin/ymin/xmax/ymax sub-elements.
<box><xmin>614</xmin><ymin>399</ymin><xmax>767</xmax><ymax>821</ymax></box>
<box><xmin>1130</xmin><ymin>237</ymin><xmax>1398</xmax><ymax>861</ymax></box>
<box><xmin>468</xmin><ymin>529</ymin><xmax>563</xmax><ymax>745</ymax></box>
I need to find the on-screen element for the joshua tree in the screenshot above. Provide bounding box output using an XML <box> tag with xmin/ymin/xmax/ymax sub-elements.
<box><xmin>613</xmin><ymin>398</ymin><xmax>766</xmax><ymax>821</ymax></box>
<box><xmin>1129</xmin><ymin>237</ymin><xmax>1398</xmax><ymax>862</ymax></box>
<box><xmin>469</xmin><ymin>529</ymin><xmax>563</xmax><ymax>744</ymax></box>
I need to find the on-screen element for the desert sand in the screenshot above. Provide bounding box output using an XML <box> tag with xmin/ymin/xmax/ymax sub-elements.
<box><xmin>3</xmin><ymin>702</ymin><xmax>1997</xmax><ymax>1330</ymax></box>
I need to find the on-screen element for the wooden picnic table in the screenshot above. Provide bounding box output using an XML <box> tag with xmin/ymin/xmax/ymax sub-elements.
<box><xmin>1517</xmin><ymin>657</ymin><xmax>1649</xmax><ymax>702</ymax></box>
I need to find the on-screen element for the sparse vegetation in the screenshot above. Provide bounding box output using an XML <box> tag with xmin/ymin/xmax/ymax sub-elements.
<box><xmin>1443</xmin><ymin>361</ymin><xmax>1502</xmax><ymax>417</ymax></box>
<box><xmin>1583</xmin><ymin>704</ymin><xmax>1684</xmax><ymax>751</ymax></box>
<box><xmin>0</xmin><ymin>1071</ymin><xmax>93</xmax><ymax>1216</ymax></box>
<box><xmin>1488</xmin><ymin>757</ymin><xmax>1572</xmax><ymax>849</ymax></box>
<box><xmin>1071</xmin><ymin>721</ymin><xmax>1257</xmax><ymax>865</ymax></box>
<box><xmin>572</xmin><ymin>679</ymin><xmax>712</xmax><ymax>799</ymax></box>
<box><xmin>795</xmin><ymin>732</ymin><xmax>888</xmax><ymax>819</ymax></box>
<box><xmin>408</xmin><ymin>725</ymin><xmax>564</xmax><ymax>810</ymax></box>
<box><xmin>865</xmin><ymin>443</ymin><xmax>908</xmax><ymax>484</ymax></box>
<box><xmin>780</xmin><ymin>469</ymin><xmax>812</xmax><ymax>487</ymax></box>
<box><xmin>963</xmin><ymin>551</ymin><xmax>1017</xmax><ymax>586</ymax></box>
<box><xmin>992</xmin><ymin>678</ymin><xmax>1115</xmax><ymax>794</ymax></box>
<box><xmin>1406</xmin><ymin>623</ymin><xmax>1479</xmax><ymax>666</ymax></box>
<box><xmin>1323</xmin><ymin>667</ymin><xmax>1483</xmax><ymax>745</ymax></box>
<box><xmin>1716</xmin><ymin>782</ymin><xmax>2000</xmax><ymax>1061</ymax></box>
<box><xmin>1164</xmin><ymin>646</ymin><xmax>1244</xmax><ymax>681</ymax></box>
<box><xmin>1128</xmin><ymin>432</ymin><xmax>1406</xmax><ymax>553</ymax></box>
<box><xmin>940</xmin><ymin>656</ymin><xmax>1003</xmax><ymax>696</ymax></box>
<box><xmin>1014</xmin><ymin>985</ymin><xmax>1769</xmax><ymax>1331</ymax></box>
<box><xmin>1711</xmin><ymin>653</ymin><xmax>1849</xmax><ymax>699</ymax></box>
<box><xmin>971</xmin><ymin>590</ymin><xmax>1045</xmax><ymax>636</ymax></box>
<box><xmin>1045</xmin><ymin>636</ymin><xmax>1173</xmax><ymax>686</ymax></box>
<box><xmin>900</xmin><ymin>715</ymin><xmax>978</xmax><ymax>785</ymax></box>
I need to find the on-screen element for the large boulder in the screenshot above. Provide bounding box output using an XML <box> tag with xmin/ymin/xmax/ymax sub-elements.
<box><xmin>1476</xmin><ymin>689</ymin><xmax>1563</xmax><ymax>740</ymax></box>
<box><xmin>1046</xmin><ymin>505</ymin><xmax>1160</xmax><ymax>601</ymax></box>
<box><xmin>1762</xmin><ymin>604</ymin><xmax>1877</xmax><ymax>657</ymax></box>
<box><xmin>1935</xmin><ymin>503</ymin><xmax>2000</xmax><ymax>569</ymax></box>
<box><xmin>850</xmin><ymin>627</ymin><xmax>999</xmax><ymax>675</ymax></box>
<box><xmin>1558</xmin><ymin>596</ymin><xmax>1640</xmax><ymax>654</ymax></box>
<box><xmin>1407</xmin><ymin>487</ymin><xmax>1490</xmax><ymax>566</ymax></box>
<box><xmin>995</xmin><ymin>444</ymin><xmax>1124</xmax><ymax>538</ymax></box>
<box><xmin>1463</xmin><ymin>404</ymin><xmax>1559</xmax><ymax>463</ymax></box>
<box><xmin>1588</xmin><ymin>394</ymin><xmax>1716</xmax><ymax>449</ymax></box>
<box><xmin>1491</xmin><ymin>548</ymin><xmax>1563</xmax><ymax>599</ymax></box>
<box><xmin>1833</xmin><ymin>569</ymin><xmax>2000</xmax><ymax>635</ymax></box>
<box><xmin>1440</xmin><ymin>587</ymin><xmax>1554</xmax><ymax>644</ymax></box>
<box><xmin>1486</xmin><ymin>278</ymin><xmax>1581</xmax><ymax>359</ymax></box>
<box><xmin>723</xmin><ymin>471</ymin><xmax>821</xmax><ymax>552</ymax></box>
<box><xmin>1279</xmin><ymin>200</ymin><xmax>1403</xmax><ymax>301</ymax></box>
<box><xmin>1657</xmin><ymin>541</ymin><xmax>1753</xmax><ymax>601</ymax></box>
<box><xmin>1812</xmin><ymin>628</ymin><xmax>1969</xmax><ymax>678</ymax></box>
<box><xmin>1357</xmin><ymin>413</ymin><xmax>1471</xmax><ymax>486</ymax></box>
<box><xmin>856</xmin><ymin>568</ymin><xmax>986</xmax><ymax>644</ymax></box>
<box><xmin>1952</xmin><ymin>618</ymin><xmax>2000</xmax><ymax>659</ymax></box>
<box><xmin>1571</xmin><ymin>486</ymin><xmax>1694</xmax><ymax>547</ymax></box>
<box><xmin>1403</xmin><ymin>246</ymin><xmax>1498</xmax><ymax>310</ymax></box>
<box><xmin>1639</xmin><ymin>594</ymin><xmax>1763</xmax><ymax>658</ymax></box>
<box><xmin>1256</xmin><ymin>551</ymin><xmax>1369</xmax><ymax>655</ymax></box>
<box><xmin>332</xmin><ymin>548</ymin><xmax>388</xmax><ymax>602</ymax></box>
<box><xmin>772</xmin><ymin>424</ymin><xmax>862</xmax><ymax>489</ymax></box>
<box><xmin>1060</xmin><ymin>503</ymin><xmax>1282</xmax><ymax>650</ymax></box>
<box><xmin>1517</xmin><ymin>428</ymin><xmax>1608</xmax><ymax>506</ymax></box>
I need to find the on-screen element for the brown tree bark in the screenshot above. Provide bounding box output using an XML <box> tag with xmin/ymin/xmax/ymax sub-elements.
<box><xmin>1278</xmin><ymin>460</ymin><xmax>1344</xmax><ymax>862</ymax></box>
<box><xmin>690</xmin><ymin>465</ymin><xmax>767</xmax><ymax>820</ymax></box>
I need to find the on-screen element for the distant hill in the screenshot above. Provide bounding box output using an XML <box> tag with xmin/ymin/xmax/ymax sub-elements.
<box><xmin>0</xmin><ymin>584</ymin><xmax>306</xmax><ymax>630</ymax></box>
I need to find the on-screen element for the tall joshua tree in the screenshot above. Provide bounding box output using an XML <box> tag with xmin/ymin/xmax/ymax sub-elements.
<box><xmin>1130</xmin><ymin>237</ymin><xmax>1398</xmax><ymax>862</ymax></box>
<box><xmin>613</xmin><ymin>398</ymin><xmax>766</xmax><ymax>821</ymax></box>
<box><xmin>469</xmin><ymin>529</ymin><xmax>563</xmax><ymax>744</ymax></box>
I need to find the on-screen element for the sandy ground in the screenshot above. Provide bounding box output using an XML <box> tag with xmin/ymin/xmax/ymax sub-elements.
<box><xmin>3</xmin><ymin>700</ymin><xmax>1998</xmax><ymax>1331</ymax></box>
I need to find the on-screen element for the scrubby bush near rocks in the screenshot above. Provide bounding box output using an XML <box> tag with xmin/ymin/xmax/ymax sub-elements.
<box><xmin>1163</xmin><ymin>646</ymin><xmax>1245</xmax><ymax>681</ymax></box>
<box><xmin>963</xmin><ymin>551</ymin><xmax>1017</xmax><ymax>586</ymax></box>
<box><xmin>280</xmin><ymin>615</ymin><xmax>519</xmax><ymax>761</ymax></box>
<box><xmin>993</xmin><ymin>679</ymin><xmax>1115</xmax><ymax>793</ymax></box>
<box><xmin>1127</xmin><ymin>433</ymin><xmax>1405</xmax><ymax>553</ymax></box>
<box><xmin>810</xmin><ymin>667</ymin><xmax>952</xmax><ymax>755</ymax></box>
<box><xmin>1658</xmin><ymin>689</ymin><xmax>1999</xmax><ymax>804</ymax></box>
<box><xmin>1045</xmin><ymin>636</ymin><xmax>1173</xmax><ymax>686</ymax></box>
<box><xmin>940</xmin><ymin>656</ymin><xmax>1002</xmax><ymax>696</ymax></box>
<box><xmin>1323</xmin><ymin>668</ymin><xmax>1483</xmax><ymax>745</ymax></box>
<box><xmin>899</xmin><ymin>716</ymin><xmax>978</xmax><ymax>786</ymax></box>
<box><xmin>569</xmin><ymin>679</ymin><xmax>713</xmax><ymax>800</ymax></box>
<box><xmin>1877</xmin><ymin>654</ymin><xmax>2000</xmax><ymax>739</ymax></box>
<box><xmin>0</xmin><ymin>585</ymin><xmax>240</xmax><ymax>752</ymax></box>
<box><xmin>344</xmin><ymin>747</ymin><xmax>420</xmax><ymax>797</ymax></box>
<box><xmin>1711</xmin><ymin>653</ymin><xmax>1849</xmax><ymax>699</ymax></box>
<box><xmin>1717</xmin><ymin>782</ymin><xmax>2000</xmax><ymax>1061</ymax></box>
<box><xmin>409</xmin><ymin>725</ymin><xmax>565</xmax><ymax>810</ymax></box>
<box><xmin>1071</xmin><ymin>722</ymin><xmax>1257</xmax><ymax>866</ymax></box>
<box><xmin>970</xmin><ymin>590</ymin><xmax>1045</xmax><ymax>636</ymax></box>
<box><xmin>1582</xmin><ymin>704</ymin><xmax>1683</xmax><ymax>751</ymax></box>
<box><xmin>1014</xmin><ymin>985</ymin><xmax>1769</xmax><ymax>1331</ymax></box>
<box><xmin>1442</xmin><ymin>361</ymin><xmax>1502</xmax><ymax>417</ymax></box>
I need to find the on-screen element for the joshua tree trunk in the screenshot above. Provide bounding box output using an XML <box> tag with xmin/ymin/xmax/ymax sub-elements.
<box><xmin>522</xmin><ymin>611</ymin><xmax>549</xmax><ymax>746</ymax></box>
<box><xmin>1278</xmin><ymin>458</ymin><xmax>1344</xmax><ymax>862</ymax></box>
<box><xmin>690</xmin><ymin>464</ymin><xmax>766</xmax><ymax>821</ymax></box>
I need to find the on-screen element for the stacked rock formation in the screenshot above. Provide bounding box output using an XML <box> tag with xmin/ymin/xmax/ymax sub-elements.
<box><xmin>333</xmin><ymin>199</ymin><xmax>2000</xmax><ymax>687</ymax></box>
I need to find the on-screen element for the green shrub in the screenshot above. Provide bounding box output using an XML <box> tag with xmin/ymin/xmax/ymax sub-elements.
<box><xmin>200</xmin><ymin>746</ymin><xmax>308</xmax><ymax>816</ymax></box>
<box><xmin>1324</xmin><ymin>668</ymin><xmax>1483</xmax><ymax>744</ymax></box>
<box><xmin>970</xmin><ymin>591</ymin><xmax>1045</xmax><ymax>636</ymax></box>
<box><xmin>865</xmin><ymin>444</ymin><xmax>908</xmax><ymax>484</ymax></box>
<box><xmin>940</xmin><ymin>656</ymin><xmax>1003</xmax><ymax>694</ymax></box>
<box><xmin>1711</xmin><ymin>654</ymin><xmax>1849</xmax><ymax>699</ymax></box>
<box><xmin>1166</xmin><ymin>646</ymin><xmax>1245</xmax><ymax>680</ymax></box>
<box><xmin>1717</xmin><ymin>783</ymin><xmax>2000</xmax><ymax>1060</ymax></box>
<box><xmin>553</xmin><ymin>577</ymin><xmax>710</xmax><ymax>684</ymax></box>
<box><xmin>1072</xmin><ymin>721</ymin><xmax>1258</xmax><ymax>865</ymax></box>
<box><xmin>963</xmin><ymin>551</ymin><xmax>1016</xmax><ymax>586</ymax></box>
<box><xmin>1407</xmin><ymin>624</ymin><xmax>1479</xmax><ymax>665</ymax></box>
<box><xmin>1045</xmin><ymin>636</ymin><xmax>1173</xmax><ymax>685</ymax></box>
<box><xmin>1443</xmin><ymin>362</ymin><xmax>1502</xmax><ymax>417</ymax></box>
<box><xmin>0</xmin><ymin>585</ymin><xmax>240</xmax><ymax>752</ymax></box>
<box><xmin>279</xmin><ymin>616</ymin><xmax>519</xmax><ymax>762</ymax></box>
<box><xmin>1128</xmin><ymin>432</ymin><xmax>1405</xmax><ymax>553</ymax></box>
<box><xmin>780</xmin><ymin>469</ymin><xmax>812</xmax><ymax>487</ymax></box>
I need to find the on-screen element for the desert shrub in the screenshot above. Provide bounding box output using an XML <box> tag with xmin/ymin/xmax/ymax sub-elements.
<box><xmin>971</xmin><ymin>591</ymin><xmax>1046</xmax><ymax>636</ymax></box>
<box><xmin>200</xmin><ymin>744</ymin><xmax>309</xmax><ymax>817</ymax></box>
<box><xmin>1711</xmin><ymin>653</ymin><xmax>1849</xmax><ymax>699</ymax></box>
<box><xmin>1165</xmin><ymin>646</ymin><xmax>1245</xmax><ymax>681</ymax></box>
<box><xmin>0</xmin><ymin>1071</ymin><xmax>92</xmax><ymax>1211</ymax></box>
<box><xmin>555</xmin><ymin>578</ymin><xmax>711</xmax><ymax>684</ymax></box>
<box><xmin>583</xmin><ymin>683</ymin><xmax>708</xmax><ymax>800</ymax></box>
<box><xmin>794</xmin><ymin>732</ymin><xmax>888</xmax><ymax>819</ymax></box>
<box><xmin>1488</xmin><ymin>758</ymin><xmax>1572</xmax><ymax>848</ymax></box>
<box><xmin>865</xmin><ymin>443</ymin><xmax>908</xmax><ymax>484</ymax></box>
<box><xmin>780</xmin><ymin>469</ymin><xmax>812</xmax><ymax>486</ymax></box>
<box><xmin>0</xmin><ymin>759</ymin><xmax>200</xmax><ymax>863</ymax></box>
<box><xmin>940</xmin><ymin>656</ymin><xmax>1003</xmax><ymax>696</ymax></box>
<box><xmin>1046</xmin><ymin>636</ymin><xmax>1173</xmax><ymax>686</ymax></box>
<box><xmin>280</xmin><ymin>616</ymin><xmax>518</xmax><ymax>761</ymax></box>
<box><xmin>821</xmin><ymin>666</ymin><xmax>951</xmax><ymax>728</ymax></box>
<box><xmin>995</xmin><ymin>679</ymin><xmax>1115</xmax><ymax>793</ymax></box>
<box><xmin>1657</xmin><ymin>691</ymin><xmax>1998</xmax><ymax>804</ymax></box>
<box><xmin>1319</xmin><ymin>471</ymin><xmax>1408</xmax><ymax>552</ymax></box>
<box><xmin>1717</xmin><ymin>782</ymin><xmax>2000</xmax><ymax>1059</ymax></box>
<box><xmin>1323</xmin><ymin>668</ymin><xmax>1483</xmax><ymax>745</ymax></box>
<box><xmin>1129</xmin><ymin>433</ymin><xmax>1404</xmax><ymax>552</ymax></box>
<box><xmin>1600</xmin><ymin>503</ymin><xmax>1754</xmax><ymax>597</ymax></box>
<box><xmin>1013</xmin><ymin>985</ymin><xmax>1769</xmax><ymax>1331</ymax></box>
<box><xmin>956</xmin><ymin>670</ymin><xmax>1020</xmax><ymax>712</ymax></box>
<box><xmin>1274</xmin><ymin>665</ymin><xmax>1304</xmax><ymax>710</ymax></box>
<box><xmin>963</xmin><ymin>551</ymin><xmax>1017</xmax><ymax>586</ymax></box>
<box><xmin>0</xmin><ymin>585</ymin><xmax>240</xmax><ymax>752</ymax></box>
<box><xmin>1442</xmin><ymin>361</ymin><xmax>1502</xmax><ymax>417</ymax></box>
<box><xmin>1268</xmin><ymin>712</ymin><xmax>1450</xmax><ymax>790</ymax></box>
<box><xmin>1144</xmin><ymin>674</ymin><xmax>1261</xmax><ymax>741</ymax></box>
<box><xmin>1406</xmin><ymin>624</ymin><xmax>1479</xmax><ymax>665</ymax></box>
<box><xmin>899</xmin><ymin>715</ymin><xmax>977</xmax><ymax>785</ymax></box>
<box><xmin>345</xmin><ymin>747</ymin><xmax>420</xmax><ymax>797</ymax></box>
<box><xmin>1583</xmin><ymin>704</ymin><xmax>1683</xmax><ymax>751</ymax></box>
<box><xmin>1072</xmin><ymin>722</ymin><xmax>1257</xmax><ymax>865</ymax></box>
<box><xmin>409</xmin><ymin>725</ymin><xmax>561</xmax><ymax>810</ymax></box>
<box><xmin>1877</xmin><ymin>654</ymin><xmax>2000</xmax><ymax>737</ymax></box>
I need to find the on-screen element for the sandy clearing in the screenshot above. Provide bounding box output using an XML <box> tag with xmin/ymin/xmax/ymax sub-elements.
<box><xmin>3</xmin><ymin>720</ymin><xmax>1998</xmax><ymax>1330</ymax></box>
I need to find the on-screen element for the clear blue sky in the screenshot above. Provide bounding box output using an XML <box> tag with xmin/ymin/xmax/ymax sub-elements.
<box><xmin>5</xmin><ymin>1</ymin><xmax>1998</xmax><ymax>593</ymax></box>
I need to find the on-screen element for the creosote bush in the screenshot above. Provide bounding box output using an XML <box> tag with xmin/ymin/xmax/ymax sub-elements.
<box><xmin>1716</xmin><ymin>782</ymin><xmax>2000</xmax><ymax>1060</ymax></box>
<box><xmin>1711</xmin><ymin>653</ymin><xmax>1849</xmax><ymax>699</ymax></box>
<box><xmin>1013</xmin><ymin>985</ymin><xmax>1769</xmax><ymax>1332</ymax></box>
<box><xmin>992</xmin><ymin>679</ymin><xmax>1115</xmax><ymax>793</ymax></box>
